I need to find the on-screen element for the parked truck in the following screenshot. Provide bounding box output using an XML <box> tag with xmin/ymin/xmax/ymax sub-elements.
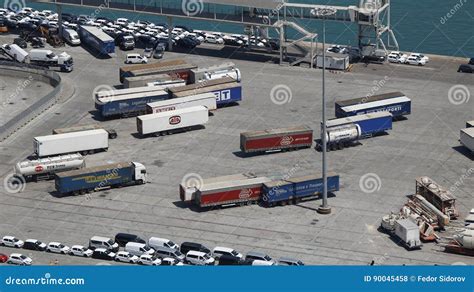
<box><xmin>262</xmin><ymin>173</ymin><xmax>340</xmax><ymax>206</ymax></box>
<box><xmin>146</xmin><ymin>93</ymin><xmax>217</xmax><ymax>114</ymax></box>
<box><xmin>124</xmin><ymin>73</ymin><xmax>185</xmax><ymax>89</ymax></box>
<box><xmin>119</xmin><ymin>59</ymin><xmax>196</xmax><ymax>83</ymax></box>
<box><xmin>460</xmin><ymin>128</ymin><xmax>474</xmax><ymax>153</ymax></box>
<box><xmin>0</xmin><ymin>43</ymin><xmax>28</xmax><ymax>62</ymax></box>
<box><xmin>169</xmin><ymin>77</ymin><xmax>242</xmax><ymax>106</ymax></box>
<box><xmin>393</xmin><ymin>219</ymin><xmax>422</xmax><ymax>250</ymax></box>
<box><xmin>316</xmin><ymin>124</ymin><xmax>361</xmax><ymax>151</ymax></box>
<box><xmin>189</xmin><ymin>62</ymin><xmax>241</xmax><ymax>83</ymax></box>
<box><xmin>78</xmin><ymin>25</ymin><xmax>115</xmax><ymax>55</ymax></box>
<box><xmin>52</xmin><ymin>124</ymin><xmax>117</xmax><ymax>139</ymax></box>
<box><xmin>240</xmin><ymin>126</ymin><xmax>313</xmax><ymax>154</ymax></box>
<box><xmin>28</xmin><ymin>49</ymin><xmax>74</xmax><ymax>72</ymax></box>
<box><xmin>34</xmin><ymin>129</ymin><xmax>109</xmax><ymax>157</ymax></box>
<box><xmin>335</xmin><ymin>92</ymin><xmax>411</xmax><ymax>118</ymax></box>
<box><xmin>54</xmin><ymin>162</ymin><xmax>147</xmax><ymax>196</ymax></box>
<box><xmin>137</xmin><ymin>106</ymin><xmax>209</xmax><ymax>136</ymax></box>
<box><xmin>15</xmin><ymin>154</ymin><xmax>85</xmax><ymax>181</ymax></box>
<box><xmin>326</xmin><ymin>112</ymin><xmax>393</xmax><ymax>137</ymax></box>
<box><xmin>96</xmin><ymin>90</ymin><xmax>169</xmax><ymax>117</ymax></box>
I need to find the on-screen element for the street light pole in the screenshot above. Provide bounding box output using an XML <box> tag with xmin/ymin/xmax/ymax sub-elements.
<box><xmin>312</xmin><ymin>7</ymin><xmax>337</xmax><ymax>215</ymax></box>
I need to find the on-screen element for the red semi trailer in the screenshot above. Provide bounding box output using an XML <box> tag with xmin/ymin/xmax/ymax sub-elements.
<box><xmin>240</xmin><ymin>126</ymin><xmax>313</xmax><ymax>153</ymax></box>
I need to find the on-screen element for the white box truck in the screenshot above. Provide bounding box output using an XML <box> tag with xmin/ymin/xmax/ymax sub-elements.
<box><xmin>146</xmin><ymin>93</ymin><xmax>217</xmax><ymax>114</ymax></box>
<box><xmin>394</xmin><ymin>219</ymin><xmax>422</xmax><ymax>250</ymax></box>
<box><xmin>34</xmin><ymin>129</ymin><xmax>109</xmax><ymax>157</ymax></box>
<box><xmin>29</xmin><ymin>49</ymin><xmax>74</xmax><ymax>72</ymax></box>
<box><xmin>460</xmin><ymin>128</ymin><xmax>474</xmax><ymax>153</ymax></box>
<box><xmin>137</xmin><ymin>106</ymin><xmax>209</xmax><ymax>136</ymax></box>
<box><xmin>1</xmin><ymin>44</ymin><xmax>29</xmax><ymax>62</ymax></box>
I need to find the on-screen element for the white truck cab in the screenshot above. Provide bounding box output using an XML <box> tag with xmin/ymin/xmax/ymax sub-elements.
<box><xmin>133</xmin><ymin>162</ymin><xmax>147</xmax><ymax>184</ymax></box>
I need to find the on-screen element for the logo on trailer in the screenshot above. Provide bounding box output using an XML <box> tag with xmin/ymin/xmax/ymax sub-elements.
<box><xmin>169</xmin><ymin>115</ymin><xmax>181</xmax><ymax>125</ymax></box>
<box><xmin>239</xmin><ymin>189</ymin><xmax>253</xmax><ymax>199</ymax></box>
<box><xmin>280</xmin><ymin>136</ymin><xmax>294</xmax><ymax>146</ymax></box>
<box><xmin>35</xmin><ymin>165</ymin><xmax>44</xmax><ymax>173</ymax></box>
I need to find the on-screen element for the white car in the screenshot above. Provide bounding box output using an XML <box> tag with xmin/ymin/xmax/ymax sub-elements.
<box><xmin>409</xmin><ymin>53</ymin><xmax>429</xmax><ymax>63</ymax></box>
<box><xmin>212</xmin><ymin>246</ymin><xmax>243</xmax><ymax>259</ymax></box>
<box><xmin>205</xmin><ymin>34</ymin><xmax>224</xmax><ymax>44</ymax></box>
<box><xmin>46</xmin><ymin>242</ymin><xmax>71</xmax><ymax>254</ymax></box>
<box><xmin>185</xmin><ymin>251</ymin><xmax>215</xmax><ymax>266</ymax></box>
<box><xmin>188</xmin><ymin>33</ymin><xmax>204</xmax><ymax>42</ymax></box>
<box><xmin>115</xmin><ymin>251</ymin><xmax>139</xmax><ymax>263</ymax></box>
<box><xmin>143</xmin><ymin>47</ymin><xmax>154</xmax><ymax>58</ymax></box>
<box><xmin>69</xmin><ymin>245</ymin><xmax>93</xmax><ymax>257</ymax></box>
<box><xmin>138</xmin><ymin>254</ymin><xmax>162</xmax><ymax>266</ymax></box>
<box><xmin>388</xmin><ymin>51</ymin><xmax>408</xmax><ymax>63</ymax></box>
<box><xmin>1</xmin><ymin>236</ymin><xmax>24</xmax><ymax>248</ymax></box>
<box><xmin>252</xmin><ymin>259</ymin><xmax>277</xmax><ymax>266</ymax></box>
<box><xmin>125</xmin><ymin>54</ymin><xmax>148</xmax><ymax>64</ymax></box>
<box><xmin>116</xmin><ymin>18</ymin><xmax>129</xmax><ymax>26</ymax></box>
<box><xmin>405</xmin><ymin>56</ymin><xmax>426</xmax><ymax>66</ymax></box>
<box><xmin>7</xmin><ymin>254</ymin><xmax>32</xmax><ymax>266</ymax></box>
<box><xmin>161</xmin><ymin>257</ymin><xmax>184</xmax><ymax>266</ymax></box>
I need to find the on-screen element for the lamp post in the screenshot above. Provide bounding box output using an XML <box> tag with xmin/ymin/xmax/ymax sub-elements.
<box><xmin>312</xmin><ymin>7</ymin><xmax>337</xmax><ymax>215</ymax></box>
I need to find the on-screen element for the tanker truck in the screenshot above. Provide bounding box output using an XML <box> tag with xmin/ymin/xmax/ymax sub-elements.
<box><xmin>15</xmin><ymin>154</ymin><xmax>85</xmax><ymax>181</ymax></box>
<box><xmin>316</xmin><ymin>124</ymin><xmax>362</xmax><ymax>151</ymax></box>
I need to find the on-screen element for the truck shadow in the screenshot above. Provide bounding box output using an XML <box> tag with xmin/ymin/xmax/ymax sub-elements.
<box><xmin>452</xmin><ymin>146</ymin><xmax>473</xmax><ymax>160</ymax></box>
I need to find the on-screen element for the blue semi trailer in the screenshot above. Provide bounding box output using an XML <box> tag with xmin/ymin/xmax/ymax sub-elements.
<box><xmin>335</xmin><ymin>92</ymin><xmax>411</xmax><ymax>118</ymax></box>
<box><xmin>326</xmin><ymin>112</ymin><xmax>393</xmax><ymax>137</ymax></box>
<box><xmin>78</xmin><ymin>25</ymin><xmax>115</xmax><ymax>55</ymax></box>
<box><xmin>96</xmin><ymin>90</ymin><xmax>169</xmax><ymax>117</ymax></box>
<box><xmin>55</xmin><ymin>162</ymin><xmax>147</xmax><ymax>195</ymax></box>
<box><xmin>262</xmin><ymin>173</ymin><xmax>340</xmax><ymax>206</ymax></box>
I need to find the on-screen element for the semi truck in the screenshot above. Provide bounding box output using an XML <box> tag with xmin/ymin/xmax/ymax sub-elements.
<box><xmin>326</xmin><ymin>112</ymin><xmax>393</xmax><ymax>137</ymax></box>
<box><xmin>169</xmin><ymin>77</ymin><xmax>242</xmax><ymax>106</ymax></box>
<box><xmin>189</xmin><ymin>62</ymin><xmax>241</xmax><ymax>83</ymax></box>
<box><xmin>137</xmin><ymin>106</ymin><xmax>209</xmax><ymax>136</ymax></box>
<box><xmin>240</xmin><ymin>126</ymin><xmax>313</xmax><ymax>154</ymax></box>
<box><xmin>55</xmin><ymin>162</ymin><xmax>147</xmax><ymax>196</ymax></box>
<box><xmin>460</xmin><ymin>128</ymin><xmax>474</xmax><ymax>153</ymax></box>
<box><xmin>316</xmin><ymin>124</ymin><xmax>362</xmax><ymax>151</ymax></box>
<box><xmin>119</xmin><ymin>59</ymin><xmax>196</xmax><ymax>83</ymax></box>
<box><xmin>34</xmin><ymin>129</ymin><xmax>109</xmax><ymax>157</ymax></box>
<box><xmin>124</xmin><ymin>73</ymin><xmax>185</xmax><ymax>89</ymax></box>
<box><xmin>335</xmin><ymin>92</ymin><xmax>411</xmax><ymax>118</ymax></box>
<box><xmin>95</xmin><ymin>86</ymin><xmax>167</xmax><ymax>100</ymax></box>
<box><xmin>262</xmin><ymin>173</ymin><xmax>340</xmax><ymax>206</ymax></box>
<box><xmin>29</xmin><ymin>49</ymin><xmax>74</xmax><ymax>72</ymax></box>
<box><xmin>96</xmin><ymin>90</ymin><xmax>169</xmax><ymax>117</ymax></box>
<box><xmin>52</xmin><ymin>124</ymin><xmax>117</xmax><ymax>139</ymax></box>
<box><xmin>15</xmin><ymin>154</ymin><xmax>85</xmax><ymax>181</ymax></box>
<box><xmin>78</xmin><ymin>25</ymin><xmax>115</xmax><ymax>55</ymax></box>
<box><xmin>146</xmin><ymin>93</ymin><xmax>217</xmax><ymax>114</ymax></box>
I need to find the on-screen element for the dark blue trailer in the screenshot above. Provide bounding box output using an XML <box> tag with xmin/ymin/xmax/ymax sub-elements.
<box><xmin>78</xmin><ymin>25</ymin><xmax>115</xmax><ymax>55</ymax></box>
<box><xmin>171</xmin><ymin>78</ymin><xmax>242</xmax><ymax>106</ymax></box>
<box><xmin>335</xmin><ymin>92</ymin><xmax>411</xmax><ymax>118</ymax></box>
<box><xmin>55</xmin><ymin>162</ymin><xmax>147</xmax><ymax>195</ymax></box>
<box><xmin>326</xmin><ymin>112</ymin><xmax>393</xmax><ymax>137</ymax></box>
<box><xmin>96</xmin><ymin>90</ymin><xmax>169</xmax><ymax>117</ymax></box>
<box><xmin>262</xmin><ymin>173</ymin><xmax>340</xmax><ymax>206</ymax></box>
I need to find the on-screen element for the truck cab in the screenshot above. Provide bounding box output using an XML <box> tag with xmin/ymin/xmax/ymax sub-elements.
<box><xmin>133</xmin><ymin>162</ymin><xmax>147</xmax><ymax>184</ymax></box>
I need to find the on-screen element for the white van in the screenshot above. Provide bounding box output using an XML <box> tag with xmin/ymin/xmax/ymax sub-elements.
<box><xmin>89</xmin><ymin>236</ymin><xmax>119</xmax><ymax>252</ymax></box>
<box><xmin>148</xmin><ymin>237</ymin><xmax>179</xmax><ymax>250</ymax></box>
<box><xmin>63</xmin><ymin>29</ymin><xmax>81</xmax><ymax>46</ymax></box>
<box><xmin>1</xmin><ymin>44</ymin><xmax>28</xmax><ymax>63</ymax></box>
<box><xmin>125</xmin><ymin>242</ymin><xmax>155</xmax><ymax>256</ymax></box>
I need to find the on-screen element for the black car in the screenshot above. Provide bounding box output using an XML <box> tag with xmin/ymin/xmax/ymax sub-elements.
<box><xmin>469</xmin><ymin>58</ymin><xmax>474</xmax><ymax>65</ymax></box>
<box><xmin>13</xmin><ymin>38</ymin><xmax>27</xmax><ymax>48</ymax></box>
<box><xmin>223</xmin><ymin>38</ymin><xmax>242</xmax><ymax>47</ymax></box>
<box><xmin>23</xmin><ymin>239</ymin><xmax>47</xmax><ymax>251</ymax></box>
<box><xmin>180</xmin><ymin>242</ymin><xmax>211</xmax><ymax>255</ymax></box>
<box><xmin>174</xmin><ymin>25</ymin><xmax>192</xmax><ymax>32</ymax></box>
<box><xmin>458</xmin><ymin>64</ymin><xmax>474</xmax><ymax>73</ymax></box>
<box><xmin>217</xmin><ymin>255</ymin><xmax>244</xmax><ymax>266</ymax></box>
<box><xmin>114</xmin><ymin>233</ymin><xmax>146</xmax><ymax>247</ymax></box>
<box><xmin>176</xmin><ymin>37</ymin><xmax>197</xmax><ymax>49</ymax></box>
<box><xmin>91</xmin><ymin>248</ymin><xmax>115</xmax><ymax>261</ymax></box>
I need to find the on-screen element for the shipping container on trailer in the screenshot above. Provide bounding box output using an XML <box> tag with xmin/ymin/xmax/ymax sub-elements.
<box><xmin>78</xmin><ymin>25</ymin><xmax>115</xmax><ymax>55</ymax></box>
<box><xmin>137</xmin><ymin>106</ymin><xmax>209</xmax><ymax>136</ymax></box>
<box><xmin>326</xmin><ymin>112</ymin><xmax>393</xmax><ymax>137</ymax></box>
<box><xmin>15</xmin><ymin>154</ymin><xmax>85</xmax><ymax>181</ymax></box>
<box><xmin>52</xmin><ymin>124</ymin><xmax>117</xmax><ymax>139</ymax></box>
<box><xmin>146</xmin><ymin>93</ymin><xmax>217</xmax><ymax>114</ymax></box>
<box><xmin>240</xmin><ymin>126</ymin><xmax>313</xmax><ymax>153</ymax></box>
<box><xmin>128</xmin><ymin>64</ymin><xmax>196</xmax><ymax>83</ymax></box>
<box><xmin>169</xmin><ymin>77</ymin><xmax>242</xmax><ymax>106</ymax></box>
<box><xmin>95</xmin><ymin>86</ymin><xmax>168</xmax><ymax>100</ymax></box>
<box><xmin>335</xmin><ymin>92</ymin><xmax>411</xmax><ymax>118</ymax></box>
<box><xmin>119</xmin><ymin>59</ymin><xmax>189</xmax><ymax>82</ymax></box>
<box><xmin>55</xmin><ymin>162</ymin><xmax>147</xmax><ymax>195</ymax></box>
<box><xmin>124</xmin><ymin>73</ymin><xmax>186</xmax><ymax>89</ymax></box>
<box><xmin>96</xmin><ymin>90</ymin><xmax>169</xmax><ymax>117</ymax></box>
<box><xmin>195</xmin><ymin>177</ymin><xmax>271</xmax><ymax>208</ymax></box>
<box><xmin>34</xmin><ymin>129</ymin><xmax>109</xmax><ymax>157</ymax></box>
<box><xmin>189</xmin><ymin>62</ymin><xmax>241</xmax><ymax>83</ymax></box>
<box><xmin>262</xmin><ymin>173</ymin><xmax>339</xmax><ymax>206</ymax></box>
<box><xmin>460</xmin><ymin>128</ymin><xmax>474</xmax><ymax>153</ymax></box>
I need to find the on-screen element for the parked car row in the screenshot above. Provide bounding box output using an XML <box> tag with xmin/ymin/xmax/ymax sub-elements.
<box><xmin>387</xmin><ymin>51</ymin><xmax>430</xmax><ymax>66</ymax></box>
<box><xmin>1</xmin><ymin>233</ymin><xmax>304</xmax><ymax>266</ymax></box>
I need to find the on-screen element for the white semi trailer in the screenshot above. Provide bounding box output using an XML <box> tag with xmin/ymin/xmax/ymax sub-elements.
<box><xmin>460</xmin><ymin>128</ymin><xmax>474</xmax><ymax>153</ymax></box>
<box><xmin>15</xmin><ymin>154</ymin><xmax>85</xmax><ymax>181</ymax></box>
<box><xmin>34</xmin><ymin>129</ymin><xmax>109</xmax><ymax>157</ymax></box>
<box><xmin>146</xmin><ymin>93</ymin><xmax>217</xmax><ymax>114</ymax></box>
